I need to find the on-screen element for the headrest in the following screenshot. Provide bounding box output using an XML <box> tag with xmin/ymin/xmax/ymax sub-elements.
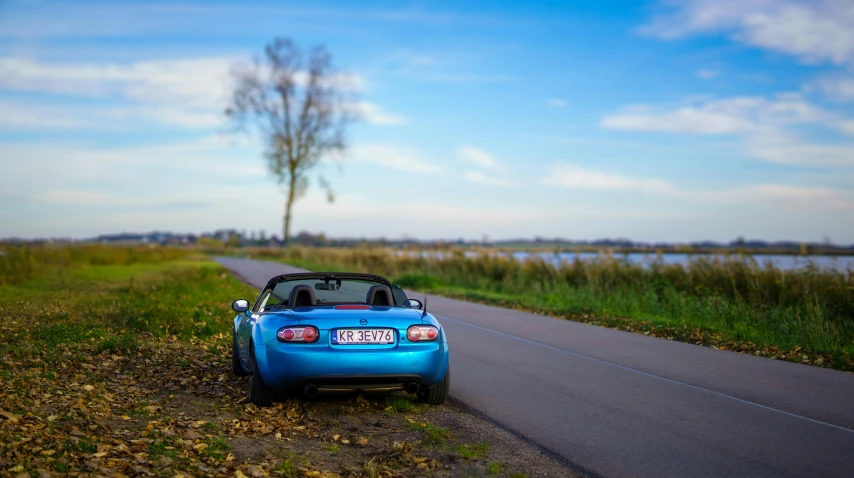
<box><xmin>288</xmin><ymin>285</ymin><xmax>316</xmax><ymax>307</ymax></box>
<box><xmin>366</xmin><ymin>285</ymin><xmax>393</xmax><ymax>306</ymax></box>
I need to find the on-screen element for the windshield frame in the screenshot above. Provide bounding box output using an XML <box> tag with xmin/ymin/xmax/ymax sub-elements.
<box><xmin>253</xmin><ymin>272</ymin><xmax>407</xmax><ymax>311</ymax></box>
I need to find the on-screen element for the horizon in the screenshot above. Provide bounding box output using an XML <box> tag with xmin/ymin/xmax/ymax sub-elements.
<box><xmin>2</xmin><ymin>0</ymin><xmax>853</xmax><ymax>243</ymax></box>
<box><xmin>6</xmin><ymin>228</ymin><xmax>854</xmax><ymax>249</ymax></box>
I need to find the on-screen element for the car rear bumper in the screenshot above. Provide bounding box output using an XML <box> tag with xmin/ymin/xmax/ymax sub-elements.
<box><xmin>255</xmin><ymin>341</ymin><xmax>449</xmax><ymax>391</ymax></box>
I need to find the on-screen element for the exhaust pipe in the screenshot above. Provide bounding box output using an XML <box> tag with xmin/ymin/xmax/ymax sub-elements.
<box><xmin>405</xmin><ymin>382</ymin><xmax>420</xmax><ymax>394</ymax></box>
<box><xmin>304</xmin><ymin>384</ymin><xmax>318</xmax><ymax>397</ymax></box>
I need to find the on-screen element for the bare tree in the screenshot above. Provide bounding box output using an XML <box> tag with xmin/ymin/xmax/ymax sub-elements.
<box><xmin>226</xmin><ymin>37</ymin><xmax>356</xmax><ymax>243</ymax></box>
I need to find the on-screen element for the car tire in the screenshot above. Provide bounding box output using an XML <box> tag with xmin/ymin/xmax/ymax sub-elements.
<box><xmin>418</xmin><ymin>366</ymin><xmax>449</xmax><ymax>405</ymax></box>
<box><xmin>232</xmin><ymin>336</ymin><xmax>248</xmax><ymax>377</ymax></box>
<box><xmin>247</xmin><ymin>341</ymin><xmax>274</xmax><ymax>407</ymax></box>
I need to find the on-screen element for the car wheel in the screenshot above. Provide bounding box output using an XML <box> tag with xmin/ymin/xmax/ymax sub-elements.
<box><xmin>247</xmin><ymin>341</ymin><xmax>274</xmax><ymax>407</ymax></box>
<box><xmin>418</xmin><ymin>366</ymin><xmax>449</xmax><ymax>405</ymax></box>
<box><xmin>232</xmin><ymin>336</ymin><xmax>248</xmax><ymax>377</ymax></box>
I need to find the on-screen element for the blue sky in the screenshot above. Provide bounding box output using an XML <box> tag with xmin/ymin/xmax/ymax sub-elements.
<box><xmin>1</xmin><ymin>0</ymin><xmax>853</xmax><ymax>242</ymax></box>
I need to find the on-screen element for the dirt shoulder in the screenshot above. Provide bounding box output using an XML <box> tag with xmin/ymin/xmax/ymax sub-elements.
<box><xmin>1</xmin><ymin>337</ymin><xmax>579</xmax><ymax>477</ymax></box>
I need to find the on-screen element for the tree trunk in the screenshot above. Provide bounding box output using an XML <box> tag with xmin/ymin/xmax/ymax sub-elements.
<box><xmin>283</xmin><ymin>173</ymin><xmax>297</xmax><ymax>244</ymax></box>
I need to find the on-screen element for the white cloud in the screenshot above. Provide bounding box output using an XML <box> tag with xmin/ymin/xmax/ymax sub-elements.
<box><xmin>0</xmin><ymin>56</ymin><xmax>378</xmax><ymax>130</ymax></box>
<box><xmin>458</xmin><ymin>145</ymin><xmax>500</xmax><ymax>169</ymax></box>
<box><xmin>0</xmin><ymin>56</ymin><xmax>232</xmax><ymax>131</ymax></box>
<box><xmin>541</xmin><ymin>162</ymin><xmax>854</xmax><ymax>209</ymax></box>
<box><xmin>457</xmin><ymin>145</ymin><xmax>516</xmax><ymax>186</ymax></box>
<box><xmin>747</xmin><ymin>134</ymin><xmax>854</xmax><ymax>167</ymax></box>
<box><xmin>350</xmin><ymin>101</ymin><xmax>408</xmax><ymax>126</ymax></box>
<box><xmin>542</xmin><ymin>163</ymin><xmax>676</xmax><ymax>194</ymax></box>
<box><xmin>0</xmin><ymin>56</ymin><xmax>233</xmax><ymax>107</ymax></box>
<box><xmin>696</xmin><ymin>69</ymin><xmax>719</xmax><ymax>80</ymax></box>
<box><xmin>601</xmin><ymin>104</ymin><xmax>757</xmax><ymax>134</ymax></box>
<box><xmin>348</xmin><ymin>144</ymin><xmax>441</xmax><ymax>174</ymax></box>
<box><xmin>464</xmin><ymin>171</ymin><xmax>514</xmax><ymax>187</ymax></box>
<box><xmin>602</xmin><ymin>94</ymin><xmax>854</xmax><ymax>167</ymax></box>
<box><xmin>547</xmin><ymin>98</ymin><xmax>568</xmax><ymax>108</ymax></box>
<box><xmin>0</xmin><ymin>100</ymin><xmax>86</xmax><ymax>129</ymax></box>
<box><xmin>0</xmin><ymin>56</ymin><xmax>365</xmax><ymax>106</ymax></box>
<box><xmin>836</xmin><ymin>120</ymin><xmax>854</xmax><ymax>135</ymax></box>
<box><xmin>812</xmin><ymin>75</ymin><xmax>854</xmax><ymax>101</ymax></box>
<box><xmin>602</xmin><ymin>94</ymin><xmax>829</xmax><ymax>135</ymax></box>
<box><xmin>734</xmin><ymin>184</ymin><xmax>849</xmax><ymax>202</ymax></box>
<box><xmin>639</xmin><ymin>0</ymin><xmax>854</xmax><ymax>66</ymax></box>
<box><xmin>0</xmin><ymin>137</ymin><xmax>266</xmax><ymax>191</ymax></box>
<box><xmin>40</xmin><ymin>190</ymin><xmax>116</xmax><ymax>205</ymax></box>
<box><xmin>0</xmin><ymin>99</ymin><xmax>223</xmax><ymax>131</ymax></box>
<box><xmin>131</xmin><ymin>107</ymin><xmax>223</xmax><ymax>128</ymax></box>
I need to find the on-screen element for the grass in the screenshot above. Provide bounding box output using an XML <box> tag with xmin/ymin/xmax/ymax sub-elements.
<box><xmin>65</xmin><ymin>438</ymin><xmax>97</xmax><ymax>454</ymax></box>
<box><xmin>405</xmin><ymin>420</ymin><xmax>451</xmax><ymax>445</ymax></box>
<box><xmin>0</xmin><ymin>243</ymin><xmax>194</xmax><ymax>286</ymax></box>
<box><xmin>203</xmin><ymin>437</ymin><xmax>231</xmax><ymax>460</ymax></box>
<box><xmin>241</xmin><ymin>246</ymin><xmax>854</xmax><ymax>371</ymax></box>
<box><xmin>384</xmin><ymin>393</ymin><xmax>426</xmax><ymax>413</ymax></box>
<box><xmin>275</xmin><ymin>458</ymin><xmax>296</xmax><ymax>477</ymax></box>
<box><xmin>0</xmin><ymin>247</ymin><xmax>252</xmax><ymax>362</ymax></box>
<box><xmin>456</xmin><ymin>443</ymin><xmax>490</xmax><ymax>460</ymax></box>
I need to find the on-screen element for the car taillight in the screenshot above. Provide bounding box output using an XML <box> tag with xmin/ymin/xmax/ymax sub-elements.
<box><xmin>406</xmin><ymin>325</ymin><xmax>439</xmax><ymax>342</ymax></box>
<box><xmin>407</xmin><ymin>327</ymin><xmax>421</xmax><ymax>341</ymax></box>
<box><xmin>277</xmin><ymin>326</ymin><xmax>319</xmax><ymax>343</ymax></box>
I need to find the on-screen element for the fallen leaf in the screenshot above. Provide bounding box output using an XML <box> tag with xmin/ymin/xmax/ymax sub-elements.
<box><xmin>0</xmin><ymin>411</ymin><xmax>21</xmax><ymax>423</ymax></box>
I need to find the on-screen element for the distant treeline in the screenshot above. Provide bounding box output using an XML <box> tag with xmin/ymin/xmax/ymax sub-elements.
<box><xmin>255</xmin><ymin>232</ymin><xmax>854</xmax><ymax>256</ymax></box>
<box><xmin>4</xmin><ymin>229</ymin><xmax>853</xmax><ymax>256</ymax></box>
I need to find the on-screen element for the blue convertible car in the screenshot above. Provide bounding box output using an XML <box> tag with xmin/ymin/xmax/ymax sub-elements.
<box><xmin>231</xmin><ymin>272</ymin><xmax>450</xmax><ymax>407</ymax></box>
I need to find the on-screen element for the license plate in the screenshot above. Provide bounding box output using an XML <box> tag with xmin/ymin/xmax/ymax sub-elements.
<box><xmin>332</xmin><ymin>328</ymin><xmax>395</xmax><ymax>344</ymax></box>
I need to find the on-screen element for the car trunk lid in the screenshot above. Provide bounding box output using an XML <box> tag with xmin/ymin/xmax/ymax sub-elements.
<box><xmin>282</xmin><ymin>306</ymin><xmax>424</xmax><ymax>328</ymax></box>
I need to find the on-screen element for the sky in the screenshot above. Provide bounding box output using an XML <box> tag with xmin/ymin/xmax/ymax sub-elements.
<box><xmin>1</xmin><ymin>0</ymin><xmax>853</xmax><ymax>243</ymax></box>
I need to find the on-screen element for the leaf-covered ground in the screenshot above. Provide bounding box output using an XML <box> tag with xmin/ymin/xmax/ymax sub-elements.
<box><xmin>0</xmin><ymin>259</ymin><xmax>575</xmax><ymax>477</ymax></box>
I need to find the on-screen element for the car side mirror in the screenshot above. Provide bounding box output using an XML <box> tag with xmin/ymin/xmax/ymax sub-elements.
<box><xmin>404</xmin><ymin>299</ymin><xmax>422</xmax><ymax>310</ymax></box>
<box><xmin>232</xmin><ymin>299</ymin><xmax>249</xmax><ymax>312</ymax></box>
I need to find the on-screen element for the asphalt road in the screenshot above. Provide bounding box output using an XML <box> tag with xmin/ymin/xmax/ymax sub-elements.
<box><xmin>216</xmin><ymin>257</ymin><xmax>854</xmax><ymax>478</ymax></box>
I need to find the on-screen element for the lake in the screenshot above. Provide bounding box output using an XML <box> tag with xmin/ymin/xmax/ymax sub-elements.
<box><xmin>509</xmin><ymin>251</ymin><xmax>854</xmax><ymax>272</ymax></box>
<box><xmin>403</xmin><ymin>250</ymin><xmax>854</xmax><ymax>272</ymax></box>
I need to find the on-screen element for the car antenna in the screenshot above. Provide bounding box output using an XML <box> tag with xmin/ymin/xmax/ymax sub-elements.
<box><xmin>423</xmin><ymin>294</ymin><xmax>427</xmax><ymax>316</ymax></box>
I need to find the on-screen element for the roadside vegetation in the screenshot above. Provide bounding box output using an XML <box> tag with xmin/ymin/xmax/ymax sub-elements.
<box><xmin>242</xmin><ymin>246</ymin><xmax>854</xmax><ymax>371</ymax></box>
<box><xmin>0</xmin><ymin>245</ymin><xmax>569</xmax><ymax>477</ymax></box>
